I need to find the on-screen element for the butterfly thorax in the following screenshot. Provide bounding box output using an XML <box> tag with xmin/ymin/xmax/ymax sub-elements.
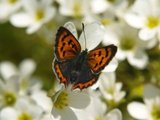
<box><xmin>69</xmin><ymin>49</ymin><xmax>89</xmax><ymax>83</ymax></box>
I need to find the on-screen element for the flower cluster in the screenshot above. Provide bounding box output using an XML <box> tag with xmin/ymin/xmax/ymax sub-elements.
<box><xmin>0</xmin><ymin>59</ymin><xmax>52</xmax><ymax>120</ymax></box>
<box><xmin>0</xmin><ymin>0</ymin><xmax>160</xmax><ymax>120</ymax></box>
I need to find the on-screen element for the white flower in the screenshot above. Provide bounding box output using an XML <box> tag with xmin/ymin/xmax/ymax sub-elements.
<box><xmin>0</xmin><ymin>59</ymin><xmax>42</xmax><ymax>95</ymax></box>
<box><xmin>124</xmin><ymin>0</ymin><xmax>160</xmax><ymax>42</ymax></box>
<box><xmin>90</xmin><ymin>0</ymin><xmax>128</xmax><ymax>15</ymax></box>
<box><xmin>31</xmin><ymin>90</ymin><xmax>54</xmax><ymax>120</ymax></box>
<box><xmin>0</xmin><ymin>0</ymin><xmax>22</xmax><ymax>23</ymax></box>
<box><xmin>0</xmin><ymin>76</ymin><xmax>20</xmax><ymax>108</ymax></box>
<box><xmin>0</xmin><ymin>59</ymin><xmax>36</xmax><ymax>80</ymax></box>
<box><xmin>51</xmin><ymin>86</ymin><xmax>90</xmax><ymax>120</ymax></box>
<box><xmin>0</xmin><ymin>97</ymin><xmax>43</xmax><ymax>120</ymax></box>
<box><xmin>10</xmin><ymin>0</ymin><xmax>55</xmax><ymax>34</ymax></box>
<box><xmin>31</xmin><ymin>90</ymin><xmax>52</xmax><ymax>113</ymax></box>
<box><xmin>57</xmin><ymin>0</ymin><xmax>90</xmax><ymax>17</ymax></box>
<box><xmin>75</xmin><ymin>90</ymin><xmax>122</xmax><ymax>120</ymax></box>
<box><xmin>127</xmin><ymin>84</ymin><xmax>160</xmax><ymax>120</ymax></box>
<box><xmin>102</xmin><ymin>22</ymin><xmax>150</xmax><ymax>69</ymax></box>
<box><xmin>99</xmin><ymin>72</ymin><xmax>125</xmax><ymax>103</ymax></box>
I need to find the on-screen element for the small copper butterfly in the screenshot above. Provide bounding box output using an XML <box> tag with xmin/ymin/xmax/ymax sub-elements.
<box><xmin>53</xmin><ymin>24</ymin><xmax>117</xmax><ymax>90</ymax></box>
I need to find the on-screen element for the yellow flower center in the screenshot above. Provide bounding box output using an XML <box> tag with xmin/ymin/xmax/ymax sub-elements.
<box><xmin>35</xmin><ymin>9</ymin><xmax>44</xmax><ymax>21</ymax></box>
<box><xmin>107</xmin><ymin>87</ymin><xmax>114</xmax><ymax>95</ymax></box>
<box><xmin>20</xmin><ymin>79</ymin><xmax>28</xmax><ymax>91</ymax></box>
<box><xmin>146</xmin><ymin>16</ymin><xmax>160</xmax><ymax>29</ymax></box>
<box><xmin>73</xmin><ymin>2</ymin><xmax>82</xmax><ymax>16</ymax></box>
<box><xmin>101</xmin><ymin>19</ymin><xmax>111</xmax><ymax>26</ymax></box>
<box><xmin>151</xmin><ymin>104</ymin><xmax>160</xmax><ymax>120</ymax></box>
<box><xmin>54</xmin><ymin>91</ymin><xmax>69</xmax><ymax>109</ymax></box>
<box><xmin>95</xmin><ymin>116</ymin><xmax>103</xmax><ymax>120</ymax></box>
<box><xmin>120</xmin><ymin>37</ymin><xmax>137</xmax><ymax>50</ymax></box>
<box><xmin>4</xmin><ymin>92</ymin><xmax>16</xmax><ymax>106</ymax></box>
<box><xmin>18</xmin><ymin>113</ymin><xmax>32</xmax><ymax>120</ymax></box>
<box><xmin>8</xmin><ymin>0</ymin><xmax>17</xmax><ymax>4</ymax></box>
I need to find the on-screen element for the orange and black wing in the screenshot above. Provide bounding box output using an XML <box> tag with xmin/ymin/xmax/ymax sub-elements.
<box><xmin>71</xmin><ymin>63</ymin><xmax>100</xmax><ymax>90</ymax></box>
<box><xmin>55</xmin><ymin>27</ymin><xmax>81</xmax><ymax>61</ymax></box>
<box><xmin>54</xmin><ymin>60</ymin><xmax>68</xmax><ymax>87</ymax></box>
<box><xmin>72</xmin><ymin>75</ymin><xmax>99</xmax><ymax>90</ymax></box>
<box><xmin>87</xmin><ymin>44</ymin><xmax>117</xmax><ymax>73</ymax></box>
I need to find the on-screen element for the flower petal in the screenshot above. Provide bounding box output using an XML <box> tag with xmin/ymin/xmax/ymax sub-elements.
<box><xmin>102</xmin><ymin>58</ymin><xmax>118</xmax><ymax>72</ymax></box>
<box><xmin>127</xmin><ymin>50</ymin><xmax>148</xmax><ymax>69</ymax></box>
<box><xmin>64</xmin><ymin>22</ymin><xmax>78</xmax><ymax>39</ymax></box>
<box><xmin>44</xmin><ymin>7</ymin><xmax>55</xmax><ymax>23</ymax></box>
<box><xmin>69</xmin><ymin>90</ymin><xmax>90</xmax><ymax>109</ymax></box>
<box><xmin>0</xmin><ymin>5</ymin><xmax>10</xmax><ymax>22</ymax></box>
<box><xmin>124</xmin><ymin>13</ymin><xmax>145</xmax><ymax>28</ymax></box>
<box><xmin>116</xmin><ymin>49</ymin><xmax>127</xmax><ymax>60</ymax></box>
<box><xmin>105</xmin><ymin>109</ymin><xmax>122</xmax><ymax>120</ymax></box>
<box><xmin>127</xmin><ymin>102</ymin><xmax>148</xmax><ymax>119</ymax></box>
<box><xmin>31</xmin><ymin>90</ymin><xmax>52</xmax><ymax>112</ymax></box>
<box><xmin>10</xmin><ymin>13</ymin><xmax>32</xmax><ymax>27</ymax></box>
<box><xmin>19</xmin><ymin>59</ymin><xmax>36</xmax><ymax>77</ymax></box>
<box><xmin>139</xmin><ymin>28</ymin><xmax>157</xmax><ymax>41</ymax></box>
<box><xmin>27</xmin><ymin>23</ymin><xmax>42</xmax><ymax>34</ymax></box>
<box><xmin>0</xmin><ymin>107</ymin><xmax>17</xmax><ymax>120</ymax></box>
<box><xmin>0</xmin><ymin>61</ymin><xmax>17</xmax><ymax>80</ymax></box>
<box><xmin>91</xmin><ymin>0</ymin><xmax>108</xmax><ymax>14</ymax></box>
<box><xmin>52</xmin><ymin>107</ymin><xmax>78</xmax><ymax>120</ymax></box>
<box><xmin>79</xmin><ymin>22</ymin><xmax>105</xmax><ymax>51</ymax></box>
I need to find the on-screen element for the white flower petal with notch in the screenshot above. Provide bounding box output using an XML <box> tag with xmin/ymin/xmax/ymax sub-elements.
<box><xmin>0</xmin><ymin>107</ymin><xmax>17</xmax><ymax>120</ymax></box>
<box><xmin>139</xmin><ymin>27</ymin><xmax>157</xmax><ymax>41</ymax></box>
<box><xmin>102</xmin><ymin>58</ymin><xmax>118</xmax><ymax>72</ymax></box>
<box><xmin>79</xmin><ymin>22</ymin><xmax>105</xmax><ymax>51</ymax></box>
<box><xmin>27</xmin><ymin>23</ymin><xmax>42</xmax><ymax>34</ymax></box>
<box><xmin>19</xmin><ymin>59</ymin><xmax>36</xmax><ymax>77</ymax></box>
<box><xmin>127</xmin><ymin>51</ymin><xmax>148</xmax><ymax>69</ymax></box>
<box><xmin>124</xmin><ymin>13</ymin><xmax>145</xmax><ymax>29</ymax></box>
<box><xmin>127</xmin><ymin>102</ymin><xmax>148</xmax><ymax>119</ymax></box>
<box><xmin>0</xmin><ymin>61</ymin><xmax>17</xmax><ymax>80</ymax></box>
<box><xmin>10</xmin><ymin>13</ymin><xmax>32</xmax><ymax>27</ymax></box>
<box><xmin>105</xmin><ymin>109</ymin><xmax>122</xmax><ymax>120</ymax></box>
<box><xmin>68</xmin><ymin>90</ymin><xmax>90</xmax><ymax>109</ymax></box>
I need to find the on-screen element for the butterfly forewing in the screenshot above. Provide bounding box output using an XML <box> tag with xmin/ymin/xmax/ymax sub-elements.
<box><xmin>87</xmin><ymin>45</ymin><xmax>117</xmax><ymax>73</ymax></box>
<box><xmin>55</xmin><ymin>27</ymin><xmax>81</xmax><ymax>61</ymax></box>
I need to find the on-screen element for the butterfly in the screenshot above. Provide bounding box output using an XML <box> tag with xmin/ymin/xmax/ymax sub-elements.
<box><xmin>53</xmin><ymin>25</ymin><xmax>117</xmax><ymax>90</ymax></box>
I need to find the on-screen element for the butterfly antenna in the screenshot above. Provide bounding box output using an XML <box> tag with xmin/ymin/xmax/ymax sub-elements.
<box><xmin>82</xmin><ymin>23</ymin><xmax>87</xmax><ymax>50</ymax></box>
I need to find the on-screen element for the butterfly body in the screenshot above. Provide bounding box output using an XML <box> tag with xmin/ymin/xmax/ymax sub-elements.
<box><xmin>54</xmin><ymin>49</ymin><xmax>99</xmax><ymax>88</ymax></box>
<box><xmin>53</xmin><ymin>26</ymin><xmax>117</xmax><ymax>90</ymax></box>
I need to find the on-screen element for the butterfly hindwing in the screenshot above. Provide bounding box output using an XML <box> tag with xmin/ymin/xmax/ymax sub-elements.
<box><xmin>72</xmin><ymin>64</ymin><xmax>100</xmax><ymax>90</ymax></box>
<box><xmin>55</xmin><ymin>27</ymin><xmax>81</xmax><ymax>61</ymax></box>
<box><xmin>73</xmin><ymin>75</ymin><xmax>99</xmax><ymax>90</ymax></box>
<box><xmin>54</xmin><ymin>60</ymin><xmax>68</xmax><ymax>87</ymax></box>
<box><xmin>87</xmin><ymin>45</ymin><xmax>117</xmax><ymax>73</ymax></box>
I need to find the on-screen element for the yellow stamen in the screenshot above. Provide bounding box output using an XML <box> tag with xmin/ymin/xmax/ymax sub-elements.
<box><xmin>54</xmin><ymin>91</ymin><xmax>69</xmax><ymax>109</ymax></box>
<box><xmin>4</xmin><ymin>92</ymin><xmax>16</xmax><ymax>106</ymax></box>
<box><xmin>146</xmin><ymin>16</ymin><xmax>159</xmax><ymax>29</ymax></box>
<box><xmin>18</xmin><ymin>113</ymin><xmax>32</xmax><ymax>120</ymax></box>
